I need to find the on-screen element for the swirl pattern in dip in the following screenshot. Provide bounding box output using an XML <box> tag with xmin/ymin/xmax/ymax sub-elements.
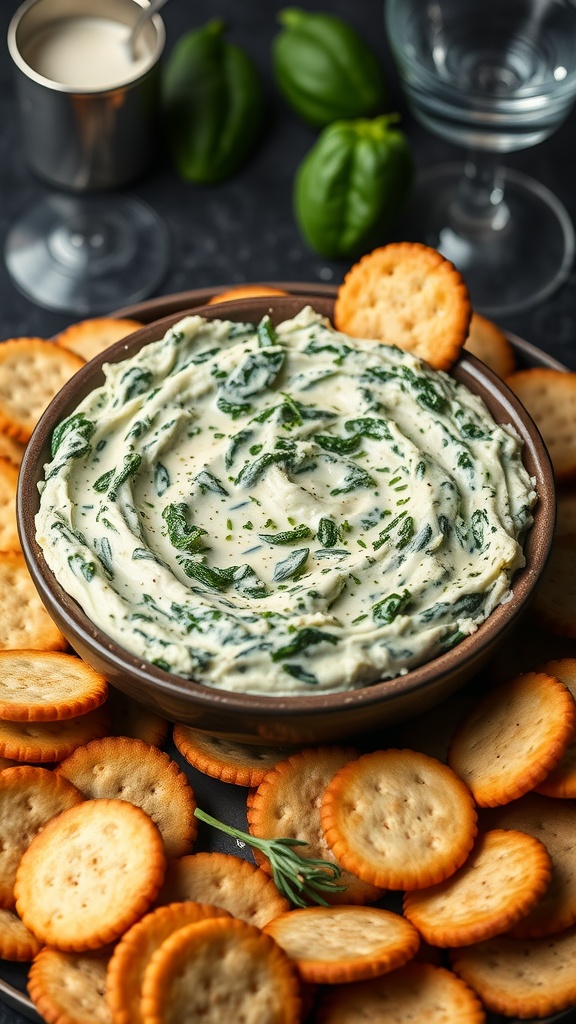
<box><xmin>36</xmin><ymin>308</ymin><xmax>537</xmax><ymax>695</ymax></box>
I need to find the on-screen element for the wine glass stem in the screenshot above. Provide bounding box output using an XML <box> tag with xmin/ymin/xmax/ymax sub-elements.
<box><xmin>450</xmin><ymin>150</ymin><xmax>510</xmax><ymax>234</ymax></box>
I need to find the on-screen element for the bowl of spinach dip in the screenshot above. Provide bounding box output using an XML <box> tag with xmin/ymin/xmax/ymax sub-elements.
<box><xmin>20</xmin><ymin>296</ymin><xmax>554</xmax><ymax>742</ymax></box>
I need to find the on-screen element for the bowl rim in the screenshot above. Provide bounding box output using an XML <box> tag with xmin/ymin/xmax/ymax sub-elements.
<box><xmin>18</xmin><ymin>294</ymin><xmax>556</xmax><ymax>716</ymax></box>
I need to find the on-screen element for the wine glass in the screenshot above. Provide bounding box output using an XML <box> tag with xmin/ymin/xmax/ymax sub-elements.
<box><xmin>384</xmin><ymin>0</ymin><xmax>576</xmax><ymax>316</ymax></box>
<box><xmin>4</xmin><ymin>0</ymin><xmax>170</xmax><ymax>317</ymax></box>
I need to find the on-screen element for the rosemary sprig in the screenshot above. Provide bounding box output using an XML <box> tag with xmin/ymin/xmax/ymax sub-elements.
<box><xmin>194</xmin><ymin>808</ymin><xmax>346</xmax><ymax>908</ymax></box>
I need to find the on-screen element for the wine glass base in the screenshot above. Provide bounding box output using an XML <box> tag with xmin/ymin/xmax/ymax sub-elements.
<box><xmin>4</xmin><ymin>194</ymin><xmax>170</xmax><ymax>317</ymax></box>
<box><xmin>397</xmin><ymin>163</ymin><xmax>574</xmax><ymax>317</ymax></box>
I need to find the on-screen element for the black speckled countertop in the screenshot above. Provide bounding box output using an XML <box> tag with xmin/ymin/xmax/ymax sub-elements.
<box><xmin>0</xmin><ymin>2</ymin><xmax>575</xmax><ymax>1022</ymax></box>
<box><xmin>1</xmin><ymin>0</ymin><xmax>576</xmax><ymax>368</ymax></box>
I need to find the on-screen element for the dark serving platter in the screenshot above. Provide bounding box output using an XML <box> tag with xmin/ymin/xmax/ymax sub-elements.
<box><xmin>2</xmin><ymin>284</ymin><xmax>574</xmax><ymax>1024</ymax></box>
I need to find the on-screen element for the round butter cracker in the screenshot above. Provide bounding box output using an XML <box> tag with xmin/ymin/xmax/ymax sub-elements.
<box><xmin>107</xmin><ymin>902</ymin><xmax>231</xmax><ymax>1024</ymax></box>
<box><xmin>506</xmin><ymin>367</ymin><xmax>576</xmax><ymax>482</ymax></box>
<box><xmin>0</xmin><ymin>338</ymin><xmax>84</xmax><ymax>442</ymax></box>
<box><xmin>0</xmin><ymin>650</ymin><xmax>108</xmax><ymax>722</ymax></box>
<box><xmin>334</xmin><ymin>242</ymin><xmax>472</xmax><ymax>371</ymax></box>
<box><xmin>0</xmin><ymin>457</ymin><xmax>20</xmax><ymax>553</ymax></box>
<box><xmin>15</xmin><ymin>798</ymin><xmax>166</xmax><ymax>951</ymax></box>
<box><xmin>403</xmin><ymin>829</ymin><xmax>552</xmax><ymax>947</ymax></box>
<box><xmin>0</xmin><ymin>704</ymin><xmax>110</xmax><ymax>763</ymax></box>
<box><xmin>56</xmin><ymin>735</ymin><xmax>197</xmax><ymax>859</ymax></box>
<box><xmin>28</xmin><ymin>946</ymin><xmax>113</xmax><ymax>1024</ymax></box>
<box><xmin>320</xmin><ymin>749</ymin><xmax>477</xmax><ymax>890</ymax></box>
<box><xmin>315</xmin><ymin>961</ymin><xmax>485</xmax><ymax>1024</ymax></box>
<box><xmin>447</xmin><ymin>671</ymin><xmax>576</xmax><ymax>806</ymax></box>
<box><xmin>536</xmin><ymin>658</ymin><xmax>576</xmax><ymax>797</ymax></box>
<box><xmin>483</xmin><ymin>793</ymin><xmax>576</xmax><ymax>938</ymax></box>
<box><xmin>156</xmin><ymin>851</ymin><xmax>290</xmax><ymax>928</ymax></box>
<box><xmin>0</xmin><ymin>552</ymin><xmax>67</xmax><ymax>652</ymax></box>
<box><xmin>263</xmin><ymin>905</ymin><xmax>420</xmax><ymax>984</ymax></box>
<box><xmin>463</xmin><ymin>313</ymin><xmax>516</xmax><ymax>378</ymax></box>
<box><xmin>531</xmin><ymin>534</ymin><xmax>576</xmax><ymax>638</ymax></box>
<box><xmin>207</xmin><ymin>285</ymin><xmax>289</xmax><ymax>304</ymax></box>
<box><xmin>0</xmin><ymin>765</ymin><xmax>83</xmax><ymax>909</ymax></box>
<box><xmin>173</xmin><ymin>722</ymin><xmax>293</xmax><ymax>786</ymax></box>
<box><xmin>140</xmin><ymin>917</ymin><xmax>301</xmax><ymax>1024</ymax></box>
<box><xmin>450</xmin><ymin>927</ymin><xmax>576</xmax><ymax>1020</ymax></box>
<box><xmin>0</xmin><ymin>907</ymin><xmax>42</xmax><ymax>962</ymax></box>
<box><xmin>0</xmin><ymin>432</ymin><xmax>26</xmax><ymax>468</ymax></box>
<box><xmin>56</xmin><ymin>316</ymin><xmax>143</xmax><ymax>363</ymax></box>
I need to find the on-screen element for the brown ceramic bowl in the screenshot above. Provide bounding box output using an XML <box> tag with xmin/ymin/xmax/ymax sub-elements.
<box><xmin>18</xmin><ymin>296</ymin><xmax>555</xmax><ymax>744</ymax></box>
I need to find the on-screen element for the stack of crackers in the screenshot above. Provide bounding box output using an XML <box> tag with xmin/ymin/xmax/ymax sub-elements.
<box><xmin>0</xmin><ymin>248</ymin><xmax>575</xmax><ymax>1022</ymax></box>
<box><xmin>1</xmin><ymin>659</ymin><xmax>576</xmax><ymax>1021</ymax></box>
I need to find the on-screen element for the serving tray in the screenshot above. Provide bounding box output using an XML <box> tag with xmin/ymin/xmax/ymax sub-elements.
<box><xmin>1</xmin><ymin>284</ymin><xmax>574</xmax><ymax>1024</ymax></box>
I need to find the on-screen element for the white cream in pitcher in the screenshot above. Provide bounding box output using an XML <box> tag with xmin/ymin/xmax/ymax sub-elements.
<box><xmin>36</xmin><ymin>308</ymin><xmax>537</xmax><ymax>694</ymax></box>
<box><xmin>24</xmin><ymin>15</ymin><xmax>151</xmax><ymax>89</ymax></box>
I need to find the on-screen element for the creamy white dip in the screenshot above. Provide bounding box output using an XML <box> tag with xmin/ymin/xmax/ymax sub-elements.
<box><xmin>36</xmin><ymin>308</ymin><xmax>537</xmax><ymax>695</ymax></box>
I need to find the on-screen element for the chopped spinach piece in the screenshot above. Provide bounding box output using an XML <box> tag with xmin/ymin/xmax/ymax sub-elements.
<box><xmin>225</xmin><ymin>428</ymin><xmax>254</xmax><ymax>469</ymax></box>
<box><xmin>222</xmin><ymin>348</ymin><xmax>284</xmax><ymax>400</ymax></box>
<box><xmin>93</xmin><ymin>469</ymin><xmax>114</xmax><ymax>493</ymax></box>
<box><xmin>179</xmin><ymin>560</ymin><xmax>239</xmax><ymax>592</ymax></box>
<box><xmin>67</xmin><ymin>554</ymin><xmax>96</xmax><ymax>582</ymax></box>
<box><xmin>271</xmin><ymin>627</ymin><xmax>338</xmax><ymax>661</ymax></box>
<box><xmin>461</xmin><ymin>422</ymin><xmax>489</xmax><ymax>440</ymax></box>
<box><xmin>162</xmin><ymin>503</ymin><xmax>207</xmax><ymax>553</ymax></box>
<box><xmin>235</xmin><ymin>448</ymin><xmax>298</xmax><ymax>488</ymax></box>
<box><xmin>194</xmin><ymin>470</ymin><xmax>229</xmax><ymax>496</ymax></box>
<box><xmin>283</xmin><ymin>664</ymin><xmax>318</xmax><ymax>685</ymax></box>
<box><xmin>410</xmin><ymin>523</ymin><xmax>433</xmax><ymax>552</ymax></box>
<box><xmin>94</xmin><ymin>536</ymin><xmax>114</xmax><ymax>579</ymax></box>
<box><xmin>471</xmin><ymin>508</ymin><xmax>489</xmax><ymax>549</ymax></box>
<box><xmin>373</xmin><ymin>589</ymin><xmax>411</xmax><ymax>625</ymax></box>
<box><xmin>303</xmin><ymin>335</ymin><xmax>351</xmax><ymax>363</ymax></box>
<box><xmin>51</xmin><ymin>413</ymin><xmax>95</xmax><ymax>459</ymax></box>
<box><xmin>108</xmin><ymin>453</ymin><xmax>142</xmax><ymax>501</ymax></box>
<box><xmin>331</xmin><ymin>465</ymin><xmax>376</xmax><ymax>496</ymax></box>
<box><xmin>316</xmin><ymin>433</ymin><xmax>360</xmax><ymax>455</ymax></box>
<box><xmin>345</xmin><ymin>417</ymin><xmax>393</xmax><ymax>441</ymax></box>
<box><xmin>132</xmin><ymin>548</ymin><xmax>166</xmax><ymax>564</ymax></box>
<box><xmin>272</xmin><ymin>548</ymin><xmax>310</xmax><ymax>582</ymax></box>
<box><xmin>232</xmin><ymin>564</ymin><xmax>268</xmax><ymax>599</ymax></box>
<box><xmin>259</xmin><ymin>525</ymin><xmax>311</xmax><ymax>545</ymax></box>
<box><xmin>121</xmin><ymin>367</ymin><xmax>153</xmax><ymax>402</ymax></box>
<box><xmin>317</xmin><ymin>518</ymin><xmax>339</xmax><ymax>548</ymax></box>
<box><xmin>189</xmin><ymin>347</ymin><xmax>219</xmax><ymax>364</ymax></box>
<box><xmin>257</xmin><ymin>315</ymin><xmax>277</xmax><ymax>347</ymax></box>
<box><xmin>216</xmin><ymin>397</ymin><xmax>252</xmax><ymax>420</ymax></box>
<box><xmin>154</xmin><ymin>463</ymin><xmax>170</xmax><ymax>497</ymax></box>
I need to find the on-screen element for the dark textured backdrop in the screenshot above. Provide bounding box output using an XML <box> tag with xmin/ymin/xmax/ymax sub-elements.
<box><xmin>1</xmin><ymin>0</ymin><xmax>576</xmax><ymax>367</ymax></box>
<box><xmin>0</xmin><ymin>1</ymin><xmax>575</xmax><ymax>1022</ymax></box>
